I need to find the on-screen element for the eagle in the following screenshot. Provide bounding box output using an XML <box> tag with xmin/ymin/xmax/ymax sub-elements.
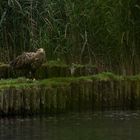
<box><xmin>10</xmin><ymin>48</ymin><xmax>46</xmax><ymax>78</ymax></box>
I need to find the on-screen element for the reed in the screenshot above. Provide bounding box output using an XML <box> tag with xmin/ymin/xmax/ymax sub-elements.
<box><xmin>0</xmin><ymin>0</ymin><xmax>139</xmax><ymax>74</ymax></box>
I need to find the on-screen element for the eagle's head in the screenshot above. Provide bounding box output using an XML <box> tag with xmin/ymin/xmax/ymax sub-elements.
<box><xmin>36</xmin><ymin>48</ymin><xmax>46</xmax><ymax>57</ymax></box>
<box><xmin>35</xmin><ymin>48</ymin><xmax>46</xmax><ymax>63</ymax></box>
<box><xmin>36</xmin><ymin>48</ymin><xmax>45</xmax><ymax>53</ymax></box>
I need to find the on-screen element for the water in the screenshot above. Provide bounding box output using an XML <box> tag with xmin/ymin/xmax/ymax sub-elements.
<box><xmin>0</xmin><ymin>111</ymin><xmax>140</xmax><ymax>140</ymax></box>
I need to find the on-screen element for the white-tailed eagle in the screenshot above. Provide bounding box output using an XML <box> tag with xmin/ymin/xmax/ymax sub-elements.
<box><xmin>10</xmin><ymin>48</ymin><xmax>46</xmax><ymax>78</ymax></box>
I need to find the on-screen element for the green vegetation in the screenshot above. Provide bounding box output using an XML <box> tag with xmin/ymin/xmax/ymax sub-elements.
<box><xmin>0</xmin><ymin>61</ymin><xmax>99</xmax><ymax>78</ymax></box>
<box><xmin>0</xmin><ymin>73</ymin><xmax>140</xmax><ymax>115</ymax></box>
<box><xmin>0</xmin><ymin>72</ymin><xmax>140</xmax><ymax>89</ymax></box>
<box><xmin>0</xmin><ymin>0</ymin><xmax>139</xmax><ymax>116</ymax></box>
<box><xmin>0</xmin><ymin>0</ymin><xmax>140</xmax><ymax>74</ymax></box>
<box><xmin>47</xmin><ymin>60</ymin><xmax>67</xmax><ymax>67</ymax></box>
<box><xmin>0</xmin><ymin>77</ymin><xmax>37</xmax><ymax>89</ymax></box>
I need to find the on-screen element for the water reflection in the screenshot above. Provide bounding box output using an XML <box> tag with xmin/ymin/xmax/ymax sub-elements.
<box><xmin>0</xmin><ymin>111</ymin><xmax>140</xmax><ymax>140</ymax></box>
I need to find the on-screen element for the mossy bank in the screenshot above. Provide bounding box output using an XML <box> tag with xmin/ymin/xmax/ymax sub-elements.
<box><xmin>0</xmin><ymin>72</ymin><xmax>140</xmax><ymax>116</ymax></box>
<box><xmin>0</xmin><ymin>61</ymin><xmax>98</xmax><ymax>79</ymax></box>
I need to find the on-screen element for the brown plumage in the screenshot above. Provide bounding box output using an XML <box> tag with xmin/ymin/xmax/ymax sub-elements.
<box><xmin>10</xmin><ymin>48</ymin><xmax>46</xmax><ymax>77</ymax></box>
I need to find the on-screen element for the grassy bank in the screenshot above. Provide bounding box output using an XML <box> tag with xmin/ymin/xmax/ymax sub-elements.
<box><xmin>0</xmin><ymin>61</ymin><xmax>98</xmax><ymax>79</ymax></box>
<box><xmin>0</xmin><ymin>73</ymin><xmax>140</xmax><ymax>115</ymax></box>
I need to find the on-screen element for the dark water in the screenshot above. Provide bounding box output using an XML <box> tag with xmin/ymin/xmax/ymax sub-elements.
<box><xmin>0</xmin><ymin>111</ymin><xmax>140</xmax><ymax>140</ymax></box>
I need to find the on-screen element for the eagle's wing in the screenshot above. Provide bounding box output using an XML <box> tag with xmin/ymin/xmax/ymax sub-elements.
<box><xmin>30</xmin><ymin>53</ymin><xmax>45</xmax><ymax>69</ymax></box>
<box><xmin>10</xmin><ymin>52</ymin><xmax>36</xmax><ymax>68</ymax></box>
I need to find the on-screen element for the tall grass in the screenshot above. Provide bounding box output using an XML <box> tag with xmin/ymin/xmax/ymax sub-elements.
<box><xmin>0</xmin><ymin>0</ymin><xmax>140</xmax><ymax>74</ymax></box>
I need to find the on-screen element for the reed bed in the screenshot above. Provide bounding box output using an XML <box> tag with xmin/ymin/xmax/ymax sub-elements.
<box><xmin>0</xmin><ymin>0</ymin><xmax>140</xmax><ymax>74</ymax></box>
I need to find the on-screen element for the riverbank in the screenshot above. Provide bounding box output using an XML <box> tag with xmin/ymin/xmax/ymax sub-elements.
<box><xmin>0</xmin><ymin>72</ymin><xmax>140</xmax><ymax>116</ymax></box>
<box><xmin>0</xmin><ymin>61</ymin><xmax>98</xmax><ymax>79</ymax></box>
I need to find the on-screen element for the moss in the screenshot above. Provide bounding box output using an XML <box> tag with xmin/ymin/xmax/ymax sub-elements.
<box><xmin>71</xmin><ymin>63</ymin><xmax>84</xmax><ymax>68</ymax></box>
<box><xmin>70</xmin><ymin>63</ymin><xmax>96</xmax><ymax>68</ymax></box>
<box><xmin>47</xmin><ymin>60</ymin><xmax>67</xmax><ymax>67</ymax></box>
<box><xmin>0</xmin><ymin>77</ymin><xmax>33</xmax><ymax>85</ymax></box>
<box><xmin>124</xmin><ymin>74</ymin><xmax>140</xmax><ymax>81</ymax></box>
<box><xmin>35</xmin><ymin>61</ymin><xmax>71</xmax><ymax>78</ymax></box>
<box><xmin>92</xmin><ymin>72</ymin><xmax>123</xmax><ymax>81</ymax></box>
<box><xmin>0</xmin><ymin>73</ymin><xmax>140</xmax><ymax>90</ymax></box>
<box><xmin>0</xmin><ymin>78</ymin><xmax>37</xmax><ymax>89</ymax></box>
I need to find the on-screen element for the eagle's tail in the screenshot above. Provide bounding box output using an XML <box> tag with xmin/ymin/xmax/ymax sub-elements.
<box><xmin>10</xmin><ymin>55</ymin><xmax>23</xmax><ymax>68</ymax></box>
